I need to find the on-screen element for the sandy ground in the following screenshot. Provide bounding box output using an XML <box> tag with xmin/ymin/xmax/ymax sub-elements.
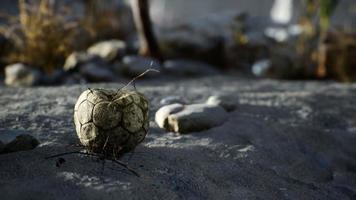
<box><xmin>0</xmin><ymin>75</ymin><xmax>356</xmax><ymax>200</ymax></box>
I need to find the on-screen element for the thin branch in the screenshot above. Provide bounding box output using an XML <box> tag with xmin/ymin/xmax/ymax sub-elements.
<box><xmin>117</xmin><ymin>68</ymin><xmax>160</xmax><ymax>92</ymax></box>
<box><xmin>110</xmin><ymin>159</ymin><xmax>140</xmax><ymax>177</ymax></box>
<box><xmin>45</xmin><ymin>151</ymin><xmax>140</xmax><ymax>177</ymax></box>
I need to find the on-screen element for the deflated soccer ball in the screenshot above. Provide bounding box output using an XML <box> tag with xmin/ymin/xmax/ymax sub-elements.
<box><xmin>74</xmin><ymin>88</ymin><xmax>149</xmax><ymax>157</ymax></box>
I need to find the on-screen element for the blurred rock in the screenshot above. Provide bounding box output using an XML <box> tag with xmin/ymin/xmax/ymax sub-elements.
<box><xmin>0</xmin><ymin>130</ymin><xmax>24</xmax><ymax>144</ymax></box>
<box><xmin>120</xmin><ymin>55</ymin><xmax>161</xmax><ymax>78</ymax></box>
<box><xmin>163</xmin><ymin>59</ymin><xmax>218</xmax><ymax>76</ymax></box>
<box><xmin>87</xmin><ymin>40</ymin><xmax>127</xmax><ymax>62</ymax></box>
<box><xmin>0</xmin><ymin>141</ymin><xmax>4</xmax><ymax>153</ymax></box>
<box><xmin>156</xmin><ymin>103</ymin><xmax>229</xmax><ymax>133</ymax></box>
<box><xmin>160</xmin><ymin>96</ymin><xmax>187</xmax><ymax>106</ymax></box>
<box><xmin>0</xmin><ymin>131</ymin><xmax>39</xmax><ymax>154</ymax></box>
<box><xmin>155</xmin><ymin>103</ymin><xmax>184</xmax><ymax>130</ymax></box>
<box><xmin>252</xmin><ymin>59</ymin><xmax>272</xmax><ymax>77</ymax></box>
<box><xmin>264</xmin><ymin>25</ymin><xmax>302</xmax><ymax>43</ymax></box>
<box><xmin>225</xmin><ymin>31</ymin><xmax>269</xmax><ymax>70</ymax></box>
<box><xmin>159</xmin><ymin>28</ymin><xmax>224</xmax><ymax>66</ymax></box>
<box><xmin>206</xmin><ymin>95</ymin><xmax>237</xmax><ymax>112</ymax></box>
<box><xmin>265</xmin><ymin>27</ymin><xmax>289</xmax><ymax>43</ymax></box>
<box><xmin>112</xmin><ymin>61</ymin><xmax>124</xmax><ymax>75</ymax></box>
<box><xmin>0</xmin><ymin>33</ymin><xmax>12</xmax><ymax>57</ymax></box>
<box><xmin>0</xmin><ymin>33</ymin><xmax>7</xmax><ymax>48</ymax></box>
<box><xmin>40</xmin><ymin>69</ymin><xmax>67</xmax><ymax>85</ymax></box>
<box><xmin>159</xmin><ymin>12</ymin><xmax>271</xmax><ymax>68</ymax></box>
<box><xmin>269</xmin><ymin>54</ymin><xmax>296</xmax><ymax>79</ymax></box>
<box><xmin>63</xmin><ymin>52</ymin><xmax>101</xmax><ymax>72</ymax></box>
<box><xmin>252</xmin><ymin>55</ymin><xmax>303</xmax><ymax>79</ymax></box>
<box><xmin>5</xmin><ymin>63</ymin><xmax>41</xmax><ymax>87</ymax></box>
<box><xmin>2</xmin><ymin>134</ymin><xmax>39</xmax><ymax>154</ymax></box>
<box><xmin>80</xmin><ymin>63</ymin><xmax>118</xmax><ymax>82</ymax></box>
<box><xmin>63</xmin><ymin>73</ymin><xmax>87</xmax><ymax>85</ymax></box>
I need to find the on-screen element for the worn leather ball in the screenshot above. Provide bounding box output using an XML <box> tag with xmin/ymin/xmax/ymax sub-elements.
<box><xmin>74</xmin><ymin>88</ymin><xmax>149</xmax><ymax>157</ymax></box>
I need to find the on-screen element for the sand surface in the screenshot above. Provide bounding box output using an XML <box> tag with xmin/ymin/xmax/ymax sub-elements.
<box><xmin>1</xmin><ymin>76</ymin><xmax>356</xmax><ymax>200</ymax></box>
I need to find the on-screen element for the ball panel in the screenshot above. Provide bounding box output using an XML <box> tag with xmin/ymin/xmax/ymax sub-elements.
<box><xmin>131</xmin><ymin>93</ymin><xmax>141</xmax><ymax>104</ymax></box>
<box><xmin>75</xmin><ymin>90</ymin><xmax>90</xmax><ymax>111</ymax></box>
<box><xmin>86</xmin><ymin>89</ymin><xmax>109</xmax><ymax>104</ymax></box>
<box><xmin>106</xmin><ymin>127</ymin><xmax>130</xmax><ymax>145</ymax></box>
<box><xmin>80</xmin><ymin>122</ymin><xmax>99</xmax><ymax>146</ymax></box>
<box><xmin>122</xmin><ymin>104</ymin><xmax>144</xmax><ymax>133</ymax></box>
<box><xmin>77</xmin><ymin>100</ymin><xmax>94</xmax><ymax>124</ymax></box>
<box><xmin>114</xmin><ymin>95</ymin><xmax>133</xmax><ymax>107</ymax></box>
<box><xmin>93</xmin><ymin>102</ymin><xmax>121</xmax><ymax>129</ymax></box>
<box><xmin>141</xmin><ymin>97</ymin><xmax>149</xmax><ymax>110</ymax></box>
<box><xmin>74</xmin><ymin>111</ymin><xmax>81</xmax><ymax>137</ymax></box>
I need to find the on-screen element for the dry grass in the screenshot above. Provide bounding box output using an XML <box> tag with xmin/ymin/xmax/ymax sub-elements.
<box><xmin>0</xmin><ymin>0</ymin><xmax>129</xmax><ymax>73</ymax></box>
<box><xmin>0</xmin><ymin>0</ymin><xmax>79</xmax><ymax>73</ymax></box>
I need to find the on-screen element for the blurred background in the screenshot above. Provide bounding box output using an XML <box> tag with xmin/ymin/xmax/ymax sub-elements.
<box><xmin>0</xmin><ymin>0</ymin><xmax>355</xmax><ymax>87</ymax></box>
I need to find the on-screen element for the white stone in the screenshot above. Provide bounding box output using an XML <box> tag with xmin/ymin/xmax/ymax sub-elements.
<box><xmin>5</xmin><ymin>63</ymin><xmax>41</xmax><ymax>87</ymax></box>
<box><xmin>155</xmin><ymin>103</ymin><xmax>184</xmax><ymax>129</ymax></box>
<box><xmin>88</xmin><ymin>40</ymin><xmax>127</xmax><ymax>62</ymax></box>
<box><xmin>156</xmin><ymin>103</ymin><xmax>229</xmax><ymax>133</ymax></box>
<box><xmin>206</xmin><ymin>95</ymin><xmax>237</xmax><ymax>112</ymax></box>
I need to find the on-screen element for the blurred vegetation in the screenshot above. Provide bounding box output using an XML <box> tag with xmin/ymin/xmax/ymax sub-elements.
<box><xmin>294</xmin><ymin>0</ymin><xmax>356</xmax><ymax>81</ymax></box>
<box><xmin>300</xmin><ymin>0</ymin><xmax>339</xmax><ymax>78</ymax></box>
<box><xmin>0</xmin><ymin>0</ymin><xmax>354</xmax><ymax>82</ymax></box>
<box><xmin>0</xmin><ymin>0</ymin><xmax>77</xmax><ymax>73</ymax></box>
<box><xmin>279</xmin><ymin>0</ymin><xmax>356</xmax><ymax>81</ymax></box>
<box><xmin>0</xmin><ymin>0</ymin><xmax>129</xmax><ymax>74</ymax></box>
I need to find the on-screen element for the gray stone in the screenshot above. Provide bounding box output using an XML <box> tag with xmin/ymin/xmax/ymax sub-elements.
<box><xmin>87</xmin><ymin>40</ymin><xmax>127</xmax><ymax>62</ymax></box>
<box><xmin>4</xmin><ymin>63</ymin><xmax>41</xmax><ymax>87</ymax></box>
<box><xmin>206</xmin><ymin>95</ymin><xmax>237</xmax><ymax>112</ymax></box>
<box><xmin>252</xmin><ymin>47</ymin><xmax>313</xmax><ymax>79</ymax></box>
<box><xmin>0</xmin><ymin>141</ymin><xmax>4</xmax><ymax>153</ymax></box>
<box><xmin>63</xmin><ymin>52</ymin><xmax>101</xmax><ymax>72</ymax></box>
<box><xmin>224</xmin><ymin>28</ymin><xmax>269</xmax><ymax>69</ymax></box>
<box><xmin>155</xmin><ymin>103</ymin><xmax>184</xmax><ymax>130</ymax></box>
<box><xmin>159</xmin><ymin>28</ymin><xmax>223</xmax><ymax>65</ymax></box>
<box><xmin>0</xmin><ymin>33</ymin><xmax>7</xmax><ymax>48</ymax></box>
<box><xmin>0</xmin><ymin>130</ymin><xmax>39</xmax><ymax>153</ymax></box>
<box><xmin>163</xmin><ymin>59</ymin><xmax>218</xmax><ymax>76</ymax></box>
<box><xmin>160</xmin><ymin>96</ymin><xmax>187</xmax><ymax>106</ymax></box>
<box><xmin>80</xmin><ymin>63</ymin><xmax>118</xmax><ymax>82</ymax></box>
<box><xmin>252</xmin><ymin>59</ymin><xmax>271</xmax><ymax>77</ymax></box>
<box><xmin>1</xmin><ymin>134</ymin><xmax>39</xmax><ymax>154</ymax></box>
<box><xmin>159</xmin><ymin>12</ymin><xmax>270</xmax><ymax>67</ymax></box>
<box><xmin>112</xmin><ymin>61</ymin><xmax>125</xmax><ymax>75</ymax></box>
<box><xmin>63</xmin><ymin>73</ymin><xmax>87</xmax><ymax>85</ymax></box>
<box><xmin>157</xmin><ymin>103</ymin><xmax>229</xmax><ymax>133</ymax></box>
<box><xmin>120</xmin><ymin>55</ymin><xmax>161</xmax><ymax>77</ymax></box>
<box><xmin>0</xmin><ymin>130</ymin><xmax>28</xmax><ymax>144</ymax></box>
<box><xmin>0</xmin><ymin>33</ymin><xmax>12</xmax><ymax>57</ymax></box>
<box><xmin>40</xmin><ymin>69</ymin><xmax>67</xmax><ymax>85</ymax></box>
